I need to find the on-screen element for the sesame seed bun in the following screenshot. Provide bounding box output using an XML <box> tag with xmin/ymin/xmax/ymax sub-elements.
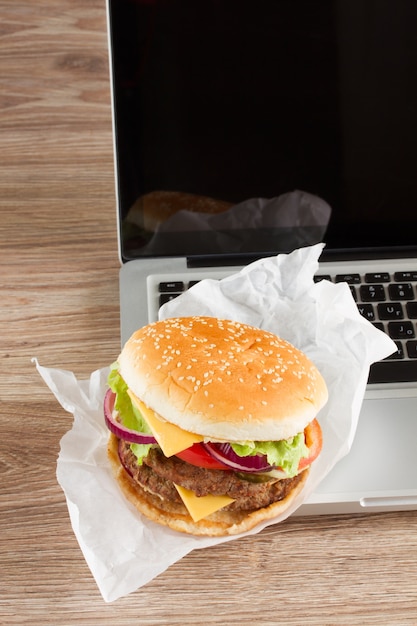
<box><xmin>118</xmin><ymin>316</ymin><xmax>328</xmax><ymax>442</ymax></box>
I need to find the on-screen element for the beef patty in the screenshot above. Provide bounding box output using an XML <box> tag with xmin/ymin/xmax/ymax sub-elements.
<box><xmin>118</xmin><ymin>441</ymin><xmax>305</xmax><ymax>512</ymax></box>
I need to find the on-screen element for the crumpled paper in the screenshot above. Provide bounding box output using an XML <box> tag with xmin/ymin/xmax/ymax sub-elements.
<box><xmin>35</xmin><ymin>243</ymin><xmax>396</xmax><ymax>602</ymax></box>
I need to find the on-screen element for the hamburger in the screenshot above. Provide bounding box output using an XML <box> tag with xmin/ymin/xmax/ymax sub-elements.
<box><xmin>104</xmin><ymin>316</ymin><xmax>328</xmax><ymax>536</ymax></box>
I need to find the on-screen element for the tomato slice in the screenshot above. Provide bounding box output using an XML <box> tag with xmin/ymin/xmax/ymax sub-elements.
<box><xmin>298</xmin><ymin>418</ymin><xmax>323</xmax><ymax>470</ymax></box>
<box><xmin>176</xmin><ymin>443</ymin><xmax>230</xmax><ymax>470</ymax></box>
<box><xmin>176</xmin><ymin>418</ymin><xmax>323</xmax><ymax>472</ymax></box>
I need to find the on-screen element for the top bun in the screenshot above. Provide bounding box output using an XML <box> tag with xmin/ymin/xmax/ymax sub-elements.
<box><xmin>118</xmin><ymin>317</ymin><xmax>328</xmax><ymax>442</ymax></box>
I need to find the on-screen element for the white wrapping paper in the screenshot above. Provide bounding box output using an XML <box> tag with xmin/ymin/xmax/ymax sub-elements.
<box><xmin>35</xmin><ymin>244</ymin><xmax>396</xmax><ymax>602</ymax></box>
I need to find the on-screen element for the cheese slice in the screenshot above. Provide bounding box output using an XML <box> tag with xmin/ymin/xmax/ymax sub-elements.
<box><xmin>127</xmin><ymin>390</ymin><xmax>235</xmax><ymax>522</ymax></box>
<box><xmin>174</xmin><ymin>484</ymin><xmax>235</xmax><ymax>522</ymax></box>
<box><xmin>127</xmin><ymin>390</ymin><xmax>204</xmax><ymax>457</ymax></box>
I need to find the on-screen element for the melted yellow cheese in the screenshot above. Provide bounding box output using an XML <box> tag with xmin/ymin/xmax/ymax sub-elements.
<box><xmin>127</xmin><ymin>390</ymin><xmax>204</xmax><ymax>457</ymax></box>
<box><xmin>174</xmin><ymin>484</ymin><xmax>235</xmax><ymax>522</ymax></box>
<box><xmin>127</xmin><ymin>390</ymin><xmax>235</xmax><ymax>521</ymax></box>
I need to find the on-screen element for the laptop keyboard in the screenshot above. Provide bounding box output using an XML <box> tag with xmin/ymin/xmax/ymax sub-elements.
<box><xmin>158</xmin><ymin>270</ymin><xmax>417</xmax><ymax>385</ymax></box>
<box><xmin>314</xmin><ymin>271</ymin><xmax>417</xmax><ymax>384</ymax></box>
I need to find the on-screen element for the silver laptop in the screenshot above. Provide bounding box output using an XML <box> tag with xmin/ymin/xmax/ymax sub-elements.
<box><xmin>106</xmin><ymin>0</ymin><xmax>417</xmax><ymax>514</ymax></box>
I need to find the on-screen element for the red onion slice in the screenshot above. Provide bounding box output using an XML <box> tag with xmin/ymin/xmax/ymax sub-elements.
<box><xmin>104</xmin><ymin>389</ymin><xmax>157</xmax><ymax>444</ymax></box>
<box><xmin>203</xmin><ymin>442</ymin><xmax>274</xmax><ymax>473</ymax></box>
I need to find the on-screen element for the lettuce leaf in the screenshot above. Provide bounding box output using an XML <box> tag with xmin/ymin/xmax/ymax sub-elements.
<box><xmin>129</xmin><ymin>442</ymin><xmax>155</xmax><ymax>464</ymax></box>
<box><xmin>107</xmin><ymin>362</ymin><xmax>153</xmax><ymax>464</ymax></box>
<box><xmin>231</xmin><ymin>432</ymin><xmax>309</xmax><ymax>478</ymax></box>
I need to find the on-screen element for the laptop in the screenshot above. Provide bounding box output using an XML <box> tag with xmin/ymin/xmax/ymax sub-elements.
<box><xmin>106</xmin><ymin>0</ymin><xmax>417</xmax><ymax>515</ymax></box>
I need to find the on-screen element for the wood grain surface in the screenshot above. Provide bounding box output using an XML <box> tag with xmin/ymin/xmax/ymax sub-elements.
<box><xmin>1</xmin><ymin>2</ymin><xmax>416</xmax><ymax>624</ymax></box>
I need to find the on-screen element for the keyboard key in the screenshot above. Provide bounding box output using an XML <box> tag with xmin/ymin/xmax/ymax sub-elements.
<box><xmin>159</xmin><ymin>293</ymin><xmax>181</xmax><ymax>306</ymax></box>
<box><xmin>388</xmin><ymin>283</ymin><xmax>414</xmax><ymax>301</ymax></box>
<box><xmin>358</xmin><ymin>303</ymin><xmax>375</xmax><ymax>321</ymax></box>
<box><xmin>365</xmin><ymin>272</ymin><xmax>390</xmax><ymax>283</ymax></box>
<box><xmin>188</xmin><ymin>280</ymin><xmax>200</xmax><ymax>288</ymax></box>
<box><xmin>377</xmin><ymin>302</ymin><xmax>404</xmax><ymax>320</ymax></box>
<box><xmin>387</xmin><ymin>321</ymin><xmax>415</xmax><ymax>339</ymax></box>
<box><xmin>314</xmin><ymin>274</ymin><xmax>331</xmax><ymax>282</ymax></box>
<box><xmin>369</xmin><ymin>360</ymin><xmax>417</xmax><ymax>384</ymax></box>
<box><xmin>335</xmin><ymin>273</ymin><xmax>361</xmax><ymax>284</ymax></box>
<box><xmin>406</xmin><ymin>340</ymin><xmax>417</xmax><ymax>358</ymax></box>
<box><xmin>159</xmin><ymin>281</ymin><xmax>184</xmax><ymax>293</ymax></box>
<box><xmin>406</xmin><ymin>339</ymin><xmax>417</xmax><ymax>359</ymax></box>
<box><xmin>373</xmin><ymin>322</ymin><xmax>385</xmax><ymax>332</ymax></box>
<box><xmin>359</xmin><ymin>284</ymin><xmax>386</xmax><ymax>302</ymax></box>
<box><xmin>394</xmin><ymin>271</ymin><xmax>417</xmax><ymax>281</ymax></box>
<box><xmin>406</xmin><ymin>302</ymin><xmax>417</xmax><ymax>319</ymax></box>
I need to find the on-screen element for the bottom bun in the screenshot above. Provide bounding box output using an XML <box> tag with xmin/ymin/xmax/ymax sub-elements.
<box><xmin>108</xmin><ymin>434</ymin><xmax>309</xmax><ymax>537</ymax></box>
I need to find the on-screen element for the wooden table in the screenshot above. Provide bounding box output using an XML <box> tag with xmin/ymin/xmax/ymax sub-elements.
<box><xmin>1</xmin><ymin>2</ymin><xmax>416</xmax><ymax>623</ymax></box>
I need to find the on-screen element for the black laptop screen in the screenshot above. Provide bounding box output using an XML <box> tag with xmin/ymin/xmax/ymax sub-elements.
<box><xmin>108</xmin><ymin>0</ymin><xmax>417</xmax><ymax>261</ymax></box>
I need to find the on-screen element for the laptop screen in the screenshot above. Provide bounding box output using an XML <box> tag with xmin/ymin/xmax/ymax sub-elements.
<box><xmin>108</xmin><ymin>0</ymin><xmax>417</xmax><ymax>262</ymax></box>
